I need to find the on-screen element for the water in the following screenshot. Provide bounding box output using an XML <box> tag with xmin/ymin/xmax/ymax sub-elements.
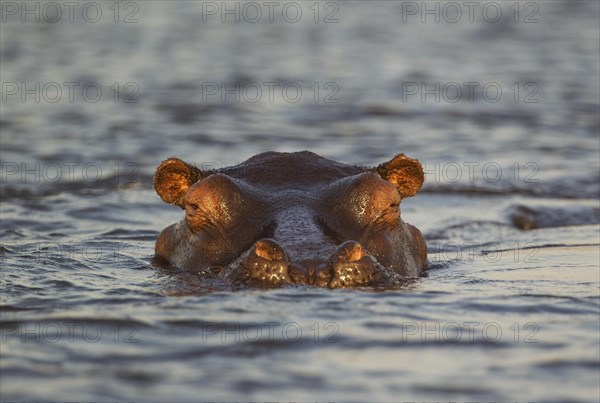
<box><xmin>1</xmin><ymin>1</ymin><xmax>599</xmax><ymax>401</ymax></box>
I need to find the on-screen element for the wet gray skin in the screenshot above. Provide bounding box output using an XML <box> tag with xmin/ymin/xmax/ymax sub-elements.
<box><xmin>154</xmin><ymin>151</ymin><xmax>427</xmax><ymax>288</ymax></box>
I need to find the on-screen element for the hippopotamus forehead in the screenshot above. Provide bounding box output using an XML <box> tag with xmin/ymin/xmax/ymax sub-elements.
<box><xmin>254</xmin><ymin>188</ymin><xmax>330</xmax><ymax>207</ymax></box>
<box><xmin>217</xmin><ymin>151</ymin><xmax>365</xmax><ymax>188</ymax></box>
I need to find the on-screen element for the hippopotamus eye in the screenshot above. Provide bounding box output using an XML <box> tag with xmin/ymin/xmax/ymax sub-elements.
<box><xmin>329</xmin><ymin>172</ymin><xmax>402</xmax><ymax>228</ymax></box>
<box><xmin>181</xmin><ymin>173</ymin><xmax>256</xmax><ymax>234</ymax></box>
<box><xmin>387</xmin><ymin>202</ymin><xmax>401</xmax><ymax>218</ymax></box>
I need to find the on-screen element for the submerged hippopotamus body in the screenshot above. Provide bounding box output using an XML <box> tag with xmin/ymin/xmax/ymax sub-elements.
<box><xmin>154</xmin><ymin>151</ymin><xmax>426</xmax><ymax>288</ymax></box>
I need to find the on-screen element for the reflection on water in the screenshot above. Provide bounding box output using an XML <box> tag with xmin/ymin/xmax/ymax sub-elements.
<box><xmin>1</xmin><ymin>1</ymin><xmax>599</xmax><ymax>401</ymax></box>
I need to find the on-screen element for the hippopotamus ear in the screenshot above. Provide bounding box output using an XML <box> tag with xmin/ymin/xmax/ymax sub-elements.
<box><xmin>375</xmin><ymin>154</ymin><xmax>425</xmax><ymax>199</ymax></box>
<box><xmin>153</xmin><ymin>157</ymin><xmax>204</xmax><ymax>208</ymax></box>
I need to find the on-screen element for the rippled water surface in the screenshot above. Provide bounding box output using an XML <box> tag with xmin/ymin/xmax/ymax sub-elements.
<box><xmin>1</xmin><ymin>1</ymin><xmax>599</xmax><ymax>401</ymax></box>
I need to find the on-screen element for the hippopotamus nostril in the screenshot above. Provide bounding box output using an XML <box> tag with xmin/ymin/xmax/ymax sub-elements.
<box><xmin>331</xmin><ymin>240</ymin><xmax>368</xmax><ymax>263</ymax></box>
<box><xmin>327</xmin><ymin>241</ymin><xmax>378</xmax><ymax>288</ymax></box>
<box><xmin>253</xmin><ymin>238</ymin><xmax>287</xmax><ymax>262</ymax></box>
<box><xmin>233</xmin><ymin>239</ymin><xmax>291</xmax><ymax>287</ymax></box>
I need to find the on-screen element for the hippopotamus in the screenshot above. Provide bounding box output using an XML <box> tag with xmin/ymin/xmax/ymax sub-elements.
<box><xmin>153</xmin><ymin>151</ymin><xmax>427</xmax><ymax>288</ymax></box>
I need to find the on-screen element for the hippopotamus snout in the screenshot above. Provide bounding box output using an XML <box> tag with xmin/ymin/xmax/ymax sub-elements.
<box><xmin>231</xmin><ymin>238</ymin><xmax>385</xmax><ymax>288</ymax></box>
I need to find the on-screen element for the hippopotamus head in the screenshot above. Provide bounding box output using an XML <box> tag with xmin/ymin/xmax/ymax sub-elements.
<box><xmin>153</xmin><ymin>151</ymin><xmax>426</xmax><ymax>288</ymax></box>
